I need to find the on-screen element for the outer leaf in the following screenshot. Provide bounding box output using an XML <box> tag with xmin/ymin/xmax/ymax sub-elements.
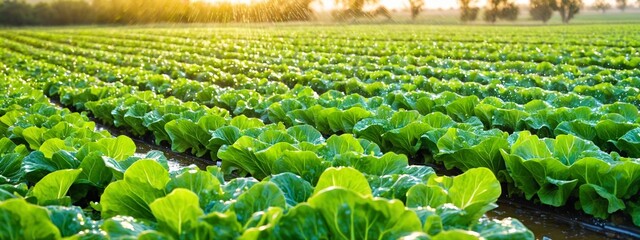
<box><xmin>551</xmin><ymin>135</ymin><xmax>607</xmax><ymax>165</ymax></box>
<box><xmin>436</xmin><ymin>128</ymin><xmax>508</xmax><ymax>174</ymax></box>
<box><xmin>472</xmin><ymin>218</ymin><xmax>534</xmax><ymax>240</ymax></box>
<box><xmin>150</xmin><ymin>189</ymin><xmax>204</xmax><ymax>238</ymax></box>
<box><xmin>218</xmin><ymin>136</ymin><xmax>271</xmax><ymax>179</ymax></box>
<box><xmin>273</xmin><ymin>150</ymin><xmax>330</xmax><ymax>185</ymax></box>
<box><xmin>29</xmin><ymin>169</ymin><xmax>82</xmax><ymax>205</ymax></box>
<box><xmin>187</xmin><ymin>212</ymin><xmax>242</xmax><ymax>239</ymax></box>
<box><xmin>0</xmin><ymin>198</ymin><xmax>61</xmax><ymax>240</ymax></box>
<box><xmin>46</xmin><ymin>206</ymin><xmax>91</xmax><ymax>237</ymax></box>
<box><xmin>446</xmin><ymin>95</ymin><xmax>479</xmax><ymax>122</ymax></box>
<box><xmin>431</xmin><ymin>230</ymin><xmax>480</xmax><ymax>240</ymax></box>
<box><xmin>320</xmin><ymin>134</ymin><xmax>364</xmax><ymax>159</ymax></box>
<box><xmin>95</xmin><ymin>136</ymin><xmax>136</xmax><ymax>161</ymax></box>
<box><xmin>165</xmin><ymin>119</ymin><xmax>210</xmax><ymax>157</ymax></box>
<box><xmin>77</xmin><ymin>151</ymin><xmax>112</xmax><ymax>188</ymax></box>
<box><xmin>287</xmin><ymin>125</ymin><xmax>324</xmax><ymax>144</ymax></box>
<box><xmin>0</xmin><ymin>153</ymin><xmax>24</xmax><ymax>184</ymax></box>
<box><xmin>268</xmin><ymin>173</ymin><xmax>313</xmax><ymax>206</ymax></box>
<box><xmin>313</xmin><ymin>167</ymin><xmax>372</xmax><ymax>197</ymax></box>
<box><xmin>271</xmin><ymin>204</ymin><xmax>330</xmax><ymax>240</ymax></box>
<box><xmin>39</xmin><ymin>138</ymin><xmax>74</xmax><ymax>159</ymax></box>
<box><xmin>578</xmin><ymin>184</ymin><xmax>625</xmax><ymax>219</ymax></box>
<box><xmin>554</xmin><ymin>120</ymin><xmax>597</xmax><ymax>141</ymax></box>
<box><xmin>614</xmin><ymin>128</ymin><xmax>640</xmax><ymax>157</ymax></box>
<box><xmin>100</xmin><ymin>216</ymin><xmax>155</xmax><ymax>239</ymax></box>
<box><xmin>446</xmin><ymin>168</ymin><xmax>501</xmax><ymax>220</ymax></box>
<box><xmin>100</xmin><ymin>160</ymin><xmax>170</xmax><ymax>219</ymax></box>
<box><xmin>406</xmin><ymin>184</ymin><xmax>448</xmax><ymax>208</ymax></box>
<box><xmin>308</xmin><ymin>187</ymin><xmax>422</xmax><ymax>240</ymax></box>
<box><xmin>228</xmin><ymin>182</ymin><xmax>286</xmax><ymax>225</ymax></box>
<box><xmin>166</xmin><ymin>168</ymin><xmax>222</xmax><ymax>209</ymax></box>
<box><xmin>595</xmin><ymin>120</ymin><xmax>637</xmax><ymax>142</ymax></box>
<box><xmin>335</xmin><ymin>152</ymin><xmax>408</xmax><ymax>176</ymax></box>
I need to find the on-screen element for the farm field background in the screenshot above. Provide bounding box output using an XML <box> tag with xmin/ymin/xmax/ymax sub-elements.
<box><xmin>1</xmin><ymin>24</ymin><xmax>640</xmax><ymax>239</ymax></box>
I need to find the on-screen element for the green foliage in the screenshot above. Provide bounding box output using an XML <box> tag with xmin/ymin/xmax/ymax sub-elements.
<box><xmin>29</xmin><ymin>169</ymin><xmax>82</xmax><ymax>205</ymax></box>
<box><xmin>0</xmin><ymin>198</ymin><xmax>61</xmax><ymax>239</ymax></box>
<box><xmin>100</xmin><ymin>160</ymin><xmax>170</xmax><ymax>219</ymax></box>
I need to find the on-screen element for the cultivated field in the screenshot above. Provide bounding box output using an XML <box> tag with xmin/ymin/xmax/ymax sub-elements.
<box><xmin>1</xmin><ymin>24</ymin><xmax>639</xmax><ymax>239</ymax></box>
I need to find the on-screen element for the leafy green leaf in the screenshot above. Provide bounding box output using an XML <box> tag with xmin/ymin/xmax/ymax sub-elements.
<box><xmin>0</xmin><ymin>198</ymin><xmax>61</xmax><ymax>240</ymax></box>
<box><xmin>313</xmin><ymin>167</ymin><xmax>371</xmax><ymax>197</ymax></box>
<box><xmin>406</xmin><ymin>184</ymin><xmax>448</xmax><ymax>208</ymax></box>
<box><xmin>320</xmin><ymin>134</ymin><xmax>364</xmax><ymax>159</ymax></box>
<box><xmin>165</xmin><ymin>119</ymin><xmax>210</xmax><ymax>157</ymax></box>
<box><xmin>447</xmin><ymin>168</ymin><xmax>501</xmax><ymax>220</ymax></box>
<box><xmin>229</xmin><ymin>182</ymin><xmax>286</xmax><ymax>225</ymax></box>
<box><xmin>187</xmin><ymin>212</ymin><xmax>242</xmax><ymax>239</ymax></box>
<box><xmin>436</xmin><ymin>128</ymin><xmax>508</xmax><ymax>174</ymax></box>
<box><xmin>432</xmin><ymin>230</ymin><xmax>480</xmax><ymax>240</ymax></box>
<box><xmin>77</xmin><ymin>151</ymin><xmax>112</xmax><ymax>188</ymax></box>
<box><xmin>271</xmin><ymin>204</ymin><xmax>330</xmax><ymax>240</ymax></box>
<box><xmin>29</xmin><ymin>169</ymin><xmax>82</xmax><ymax>205</ymax></box>
<box><xmin>39</xmin><ymin>138</ymin><xmax>74</xmax><ymax>159</ymax></box>
<box><xmin>0</xmin><ymin>153</ymin><xmax>24</xmax><ymax>184</ymax></box>
<box><xmin>46</xmin><ymin>206</ymin><xmax>92</xmax><ymax>237</ymax></box>
<box><xmin>101</xmin><ymin>216</ymin><xmax>155</xmax><ymax>239</ymax></box>
<box><xmin>308</xmin><ymin>187</ymin><xmax>422</xmax><ymax>240</ymax></box>
<box><xmin>334</xmin><ymin>152</ymin><xmax>408</xmax><ymax>176</ymax></box>
<box><xmin>286</xmin><ymin>125</ymin><xmax>324</xmax><ymax>144</ymax></box>
<box><xmin>273</xmin><ymin>150</ymin><xmax>329</xmax><ymax>185</ymax></box>
<box><xmin>472</xmin><ymin>218</ymin><xmax>534</xmax><ymax>240</ymax></box>
<box><xmin>150</xmin><ymin>189</ymin><xmax>204</xmax><ymax>238</ymax></box>
<box><xmin>554</xmin><ymin>120</ymin><xmax>597</xmax><ymax>142</ymax></box>
<box><xmin>166</xmin><ymin>168</ymin><xmax>222</xmax><ymax>209</ymax></box>
<box><xmin>446</xmin><ymin>95</ymin><xmax>479</xmax><ymax>122</ymax></box>
<box><xmin>614</xmin><ymin>128</ymin><xmax>640</xmax><ymax>158</ymax></box>
<box><xmin>95</xmin><ymin>136</ymin><xmax>136</xmax><ymax>161</ymax></box>
<box><xmin>100</xmin><ymin>160</ymin><xmax>170</xmax><ymax>219</ymax></box>
<box><xmin>218</xmin><ymin>136</ymin><xmax>272</xmax><ymax>179</ymax></box>
<box><xmin>267</xmin><ymin>173</ymin><xmax>313</xmax><ymax>206</ymax></box>
<box><xmin>578</xmin><ymin>184</ymin><xmax>625</xmax><ymax>219</ymax></box>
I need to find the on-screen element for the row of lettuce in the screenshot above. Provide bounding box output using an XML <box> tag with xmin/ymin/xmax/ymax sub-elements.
<box><xmin>51</xmin><ymin>27</ymin><xmax>640</xmax><ymax>69</ymax></box>
<box><xmin>2</xmin><ymin>37</ymin><xmax>640</xmax><ymax>227</ymax></box>
<box><xmin>2</xmin><ymin>30</ymin><xmax>640</xmax><ymax>107</ymax></box>
<box><xmin>0</xmin><ymin>66</ymin><xmax>533</xmax><ymax>238</ymax></box>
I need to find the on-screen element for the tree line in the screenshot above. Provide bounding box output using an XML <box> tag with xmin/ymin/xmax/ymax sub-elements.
<box><xmin>0</xmin><ymin>0</ymin><xmax>637</xmax><ymax>26</ymax></box>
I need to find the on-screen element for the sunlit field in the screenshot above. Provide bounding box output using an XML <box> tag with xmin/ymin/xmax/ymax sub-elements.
<box><xmin>1</xmin><ymin>0</ymin><xmax>640</xmax><ymax>239</ymax></box>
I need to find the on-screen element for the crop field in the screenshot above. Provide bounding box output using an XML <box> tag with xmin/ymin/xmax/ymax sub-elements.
<box><xmin>1</xmin><ymin>24</ymin><xmax>640</xmax><ymax>239</ymax></box>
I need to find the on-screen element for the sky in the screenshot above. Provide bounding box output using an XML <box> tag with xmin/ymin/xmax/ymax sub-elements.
<box><xmin>208</xmin><ymin>0</ymin><xmax>609</xmax><ymax>10</ymax></box>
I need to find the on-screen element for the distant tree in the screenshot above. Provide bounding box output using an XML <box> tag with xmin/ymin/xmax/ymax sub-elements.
<box><xmin>484</xmin><ymin>0</ymin><xmax>502</xmax><ymax>23</ymax></box>
<box><xmin>530</xmin><ymin>0</ymin><xmax>554</xmax><ymax>23</ymax></box>
<box><xmin>334</xmin><ymin>0</ymin><xmax>379</xmax><ymax>11</ymax></box>
<box><xmin>48</xmin><ymin>0</ymin><xmax>95</xmax><ymax>25</ymax></box>
<box><xmin>409</xmin><ymin>0</ymin><xmax>425</xmax><ymax>20</ymax></box>
<box><xmin>331</xmin><ymin>0</ymin><xmax>393</xmax><ymax>21</ymax></box>
<box><xmin>484</xmin><ymin>0</ymin><xmax>518</xmax><ymax>23</ymax></box>
<box><xmin>283</xmin><ymin>0</ymin><xmax>316</xmax><ymax>21</ymax></box>
<box><xmin>33</xmin><ymin>2</ymin><xmax>55</xmax><ymax>25</ymax></box>
<box><xmin>499</xmin><ymin>2</ymin><xmax>519</xmax><ymax>20</ymax></box>
<box><xmin>459</xmin><ymin>0</ymin><xmax>480</xmax><ymax>22</ymax></box>
<box><xmin>594</xmin><ymin>0</ymin><xmax>612</xmax><ymax>13</ymax></box>
<box><xmin>0</xmin><ymin>0</ymin><xmax>35</xmax><ymax>25</ymax></box>
<box><xmin>551</xmin><ymin>0</ymin><xmax>583</xmax><ymax>23</ymax></box>
<box><xmin>616</xmin><ymin>0</ymin><xmax>628</xmax><ymax>11</ymax></box>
